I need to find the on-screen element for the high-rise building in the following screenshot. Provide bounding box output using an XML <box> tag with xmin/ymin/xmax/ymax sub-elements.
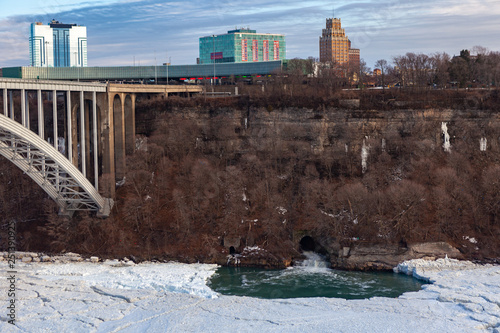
<box><xmin>199</xmin><ymin>28</ymin><xmax>285</xmax><ymax>64</ymax></box>
<box><xmin>29</xmin><ymin>20</ymin><xmax>87</xmax><ymax>67</ymax></box>
<box><xmin>319</xmin><ymin>18</ymin><xmax>360</xmax><ymax>70</ymax></box>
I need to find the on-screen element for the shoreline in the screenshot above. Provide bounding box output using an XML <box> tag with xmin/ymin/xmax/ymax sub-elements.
<box><xmin>1</xmin><ymin>250</ymin><xmax>498</xmax><ymax>273</ymax></box>
<box><xmin>0</xmin><ymin>256</ymin><xmax>499</xmax><ymax>332</ymax></box>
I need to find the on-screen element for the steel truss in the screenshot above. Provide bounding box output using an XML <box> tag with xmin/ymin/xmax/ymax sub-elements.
<box><xmin>0</xmin><ymin>114</ymin><xmax>112</xmax><ymax>217</ymax></box>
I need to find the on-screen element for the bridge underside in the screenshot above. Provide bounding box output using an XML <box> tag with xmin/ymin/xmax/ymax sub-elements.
<box><xmin>0</xmin><ymin>61</ymin><xmax>283</xmax><ymax>82</ymax></box>
<box><xmin>0</xmin><ymin>113</ymin><xmax>113</xmax><ymax>217</ymax></box>
<box><xmin>0</xmin><ymin>79</ymin><xmax>202</xmax><ymax>217</ymax></box>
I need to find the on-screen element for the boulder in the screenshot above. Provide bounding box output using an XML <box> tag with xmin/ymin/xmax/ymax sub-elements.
<box><xmin>409</xmin><ymin>242</ymin><xmax>462</xmax><ymax>258</ymax></box>
<box><xmin>332</xmin><ymin>242</ymin><xmax>462</xmax><ymax>271</ymax></box>
<box><xmin>41</xmin><ymin>256</ymin><xmax>52</xmax><ymax>262</ymax></box>
<box><xmin>21</xmin><ymin>256</ymin><xmax>32</xmax><ymax>263</ymax></box>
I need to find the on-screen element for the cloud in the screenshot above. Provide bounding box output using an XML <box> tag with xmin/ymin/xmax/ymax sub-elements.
<box><xmin>1</xmin><ymin>0</ymin><xmax>499</xmax><ymax>68</ymax></box>
<box><xmin>0</xmin><ymin>17</ymin><xmax>33</xmax><ymax>66</ymax></box>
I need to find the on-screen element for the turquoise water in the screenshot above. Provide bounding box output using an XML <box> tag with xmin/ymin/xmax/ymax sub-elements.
<box><xmin>208</xmin><ymin>254</ymin><xmax>426</xmax><ymax>299</ymax></box>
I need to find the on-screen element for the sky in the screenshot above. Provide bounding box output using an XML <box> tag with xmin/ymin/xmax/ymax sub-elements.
<box><xmin>0</xmin><ymin>0</ymin><xmax>499</xmax><ymax>70</ymax></box>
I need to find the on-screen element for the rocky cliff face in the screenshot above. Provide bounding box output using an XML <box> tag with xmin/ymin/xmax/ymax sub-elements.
<box><xmin>129</xmin><ymin>103</ymin><xmax>500</xmax><ymax>268</ymax></box>
<box><xmin>332</xmin><ymin>242</ymin><xmax>463</xmax><ymax>271</ymax></box>
<box><xmin>150</xmin><ymin>106</ymin><xmax>500</xmax><ymax>163</ymax></box>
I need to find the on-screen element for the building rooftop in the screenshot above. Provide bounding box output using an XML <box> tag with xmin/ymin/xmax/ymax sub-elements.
<box><xmin>47</xmin><ymin>19</ymin><xmax>78</xmax><ymax>29</ymax></box>
<box><xmin>201</xmin><ymin>28</ymin><xmax>284</xmax><ymax>38</ymax></box>
<box><xmin>227</xmin><ymin>28</ymin><xmax>257</xmax><ymax>34</ymax></box>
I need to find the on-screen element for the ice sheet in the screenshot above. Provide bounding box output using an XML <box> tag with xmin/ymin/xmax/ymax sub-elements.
<box><xmin>0</xmin><ymin>258</ymin><xmax>498</xmax><ymax>332</ymax></box>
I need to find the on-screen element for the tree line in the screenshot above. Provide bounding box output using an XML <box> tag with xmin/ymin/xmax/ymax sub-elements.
<box><xmin>375</xmin><ymin>47</ymin><xmax>500</xmax><ymax>88</ymax></box>
<box><xmin>1</xmin><ymin>91</ymin><xmax>497</xmax><ymax>265</ymax></box>
<box><xmin>284</xmin><ymin>46</ymin><xmax>500</xmax><ymax>89</ymax></box>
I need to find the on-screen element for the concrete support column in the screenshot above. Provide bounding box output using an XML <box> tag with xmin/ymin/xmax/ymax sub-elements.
<box><xmin>125</xmin><ymin>93</ymin><xmax>136</xmax><ymax>155</ymax></box>
<box><xmin>66</xmin><ymin>90</ymin><xmax>72</xmax><ymax>161</ymax></box>
<box><xmin>3</xmin><ymin>89</ymin><xmax>7</xmax><ymax>116</ymax></box>
<box><xmin>84</xmin><ymin>94</ymin><xmax>91</xmax><ymax>179</ymax></box>
<box><xmin>114</xmin><ymin>93</ymin><xmax>126</xmax><ymax>180</ymax></box>
<box><xmin>104</xmin><ymin>92</ymin><xmax>116</xmax><ymax>197</ymax></box>
<box><xmin>53</xmin><ymin>90</ymin><xmax>58</xmax><ymax>150</ymax></box>
<box><xmin>92</xmin><ymin>91</ymin><xmax>99</xmax><ymax>191</ymax></box>
<box><xmin>71</xmin><ymin>93</ymin><xmax>78</xmax><ymax>167</ymax></box>
<box><xmin>9</xmin><ymin>91</ymin><xmax>13</xmax><ymax>120</ymax></box>
<box><xmin>80</xmin><ymin>91</ymin><xmax>86</xmax><ymax>176</ymax></box>
<box><xmin>25</xmin><ymin>92</ymin><xmax>30</xmax><ymax>130</ymax></box>
<box><xmin>37</xmin><ymin>89</ymin><xmax>44</xmax><ymax>138</ymax></box>
<box><xmin>21</xmin><ymin>89</ymin><xmax>26</xmax><ymax>127</ymax></box>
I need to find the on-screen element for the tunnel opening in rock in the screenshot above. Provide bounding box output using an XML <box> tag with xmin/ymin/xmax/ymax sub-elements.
<box><xmin>229</xmin><ymin>246</ymin><xmax>236</xmax><ymax>255</ymax></box>
<box><xmin>299</xmin><ymin>236</ymin><xmax>316</xmax><ymax>252</ymax></box>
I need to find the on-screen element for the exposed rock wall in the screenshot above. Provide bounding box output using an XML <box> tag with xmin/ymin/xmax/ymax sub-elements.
<box><xmin>152</xmin><ymin>107</ymin><xmax>500</xmax><ymax>165</ymax></box>
<box><xmin>331</xmin><ymin>242</ymin><xmax>463</xmax><ymax>271</ymax></box>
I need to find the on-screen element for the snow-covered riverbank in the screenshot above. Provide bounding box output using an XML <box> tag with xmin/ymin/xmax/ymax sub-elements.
<box><xmin>0</xmin><ymin>257</ymin><xmax>499</xmax><ymax>332</ymax></box>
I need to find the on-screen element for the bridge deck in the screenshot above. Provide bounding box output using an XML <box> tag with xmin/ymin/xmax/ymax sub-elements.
<box><xmin>108</xmin><ymin>83</ymin><xmax>203</xmax><ymax>94</ymax></box>
<box><xmin>0</xmin><ymin>78</ymin><xmax>107</xmax><ymax>92</ymax></box>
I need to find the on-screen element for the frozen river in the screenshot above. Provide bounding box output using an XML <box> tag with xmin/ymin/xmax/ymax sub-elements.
<box><xmin>0</xmin><ymin>257</ymin><xmax>499</xmax><ymax>332</ymax></box>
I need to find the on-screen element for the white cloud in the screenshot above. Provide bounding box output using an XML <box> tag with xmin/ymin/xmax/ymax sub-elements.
<box><xmin>1</xmin><ymin>0</ymin><xmax>499</xmax><ymax>68</ymax></box>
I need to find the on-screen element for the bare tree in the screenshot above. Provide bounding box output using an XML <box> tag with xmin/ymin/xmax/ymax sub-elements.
<box><xmin>375</xmin><ymin>59</ymin><xmax>389</xmax><ymax>91</ymax></box>
<box><xmin>431</xmin><ymin>52</ymin><xmax>451</xmax><ymax>88</ymax></box>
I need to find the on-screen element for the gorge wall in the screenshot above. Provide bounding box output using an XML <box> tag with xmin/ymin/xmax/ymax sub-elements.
<box><xmin>3</xmin><ymin>97</ymin><xmax>499</xmax><ymax>270</ymax></box>
<box><xmin>130</xmin><ymin>101</ymin><xmax>500</xmax><ymax>269</ymax></box>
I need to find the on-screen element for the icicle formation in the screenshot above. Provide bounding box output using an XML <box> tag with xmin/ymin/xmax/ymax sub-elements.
<box><xmin>361</xmin><ymin>137</ymin><xmax>370</xmax><ymax>173</ymax></box>
<box><xmin>441</xmin><ymin>122</ymin><xmax>451</xmax><ymax>153</ymax></box>
<box><xmin>480</xmin><ymin>138</ymin><xmax>487</xmax><ymax>152</ymax></box>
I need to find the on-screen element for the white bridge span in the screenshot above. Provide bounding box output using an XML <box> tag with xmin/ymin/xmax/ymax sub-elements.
<box><xmin>0</xmin><ymin>78</ymin><xmax>113</xmax><ymax>217</ymax></box>
<box><xmin>0</xmin><ymin>113</ymin><xmax>112</xmax><ymax>216</ymax></box>
<box><xmin>0</xmin><ymin>78</ymin><xmax>202</xmax><ymax>217</ymax></box>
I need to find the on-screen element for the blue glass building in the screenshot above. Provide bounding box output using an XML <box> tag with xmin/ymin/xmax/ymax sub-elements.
<box><xmin>199</xmin><ymin>28</ymin><xmax>286</xmax><ymax>64</ymax></box>
<box><xmin>29</xmin><ymin>20</ymin><xmax>87</xmax><ymax>67</ymax></box>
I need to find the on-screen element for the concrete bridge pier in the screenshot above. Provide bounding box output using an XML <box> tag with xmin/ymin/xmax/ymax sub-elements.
<box><xmin>0</xmin><ymin>79</ymin><xmax>112</xmax><ymax>216</ymax></box>
<box><xmin>0</xmin><ymin>79</ymin><xmax>203</xmax><ymax>215</ymax></box>
<box><xmin>105</xmin><ymin>90</ymin><xmax>137</xmax><ymax>190</ymax></box>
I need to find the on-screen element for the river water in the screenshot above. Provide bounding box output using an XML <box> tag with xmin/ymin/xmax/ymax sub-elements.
<box><xmin>208</xmin><ymin>252</ymin><xmax>426</xmax><ymax>299</ymax></box>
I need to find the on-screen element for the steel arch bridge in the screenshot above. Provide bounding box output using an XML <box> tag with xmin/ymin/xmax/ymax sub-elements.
<box><xmin>0</xmin><ymin>113</ymin><xmax>112</xmax><ymax>217</ymax></box>
<box><xmin>0</xmin><ymin>78</ymin><xmax>202</xmax><ymax>218</ymax></box>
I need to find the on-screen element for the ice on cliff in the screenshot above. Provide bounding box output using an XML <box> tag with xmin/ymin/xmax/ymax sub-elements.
<box><xmin>0</xmin><ymin>258</ymin><xmax>499</xmax><ymax>332</ymax></box>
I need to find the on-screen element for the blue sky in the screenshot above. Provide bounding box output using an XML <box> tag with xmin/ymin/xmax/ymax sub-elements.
<box><xmin>1</xmin><ymin>0</ymin><xmax>499</xmax><ymax>70</ymax></box>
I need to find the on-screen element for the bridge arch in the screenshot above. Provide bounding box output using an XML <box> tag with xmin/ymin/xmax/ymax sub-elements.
<box><xmin>112</xmin><ymin>93</ymin><xmax>126</xmax><ymax>180</ymax></box>
<box><xmin>0</xmin><ymin>113</ymin><xmax>113</xmax><ymax>217</ymax></box>
<box><xmin>124</xmin><ymin>94</ymin><xmax>135</xmax><ymax>155</ymax></box>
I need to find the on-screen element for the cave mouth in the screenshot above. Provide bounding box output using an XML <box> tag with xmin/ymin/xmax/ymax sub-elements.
<box><xmin>229</xmin><ymin>246</ymin><xmax>236</xmax><ymax>255</ymax></box>
<box><xmin>299</xmin><ymin>236</ymin><xmax>316</xmax><ymax>252</ymax></box>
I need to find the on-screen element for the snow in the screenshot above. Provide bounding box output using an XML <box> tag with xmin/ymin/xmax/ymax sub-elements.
<box><xmin>32</xmin><ymin>261</ymin><xmax>219</xmax><ymax>299</ymax></box>
<box><xmin>1</xmin><ymin>259</ymin><xmax>499</xmax><ymax>332</ymax></box>
<box><xmin>481</xmin><ymin>138</ymin><xmax>487</xmax><ymax>152</ymax></box>
<box><xmin>361</xmin><ymin>137</ymin><xmax>370</xmax><ymax>173</ymax></box>
<box><xmin>276</xmin><ymin>206</ymin><xmax>287</xmax><ymax>215</ymax></box>
<box><xmin>442</xmin><ymin>122</ymin><xmax>451</xmax><ymax>152</ymax></box>
<box><xmin>463</xmin><ymin>236</ymin><xmax>478</xmax><ymax>244</ymax></box>
<box><xmin>242</xmin><ymin>246</ymin><xmax>264</xmax><ymax>253</ymax></box>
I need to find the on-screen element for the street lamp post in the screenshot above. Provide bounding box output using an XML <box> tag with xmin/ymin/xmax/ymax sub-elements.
<box><xmin>166</xmin><ymin>54</ymin><xmax>171</xmax><ymax>85</ymax></box>
<box><xmin>73</xmin><ymin>52</ymin><xmax>80</xmax><ymax>82</ymax></box>
<box><xmin>44</xmin><ymin>41</ymin><xmax>49</xmax><ymax>80</ymax></box>
<box><xmin>212</xmin><ymin>35</ymin><xmax>217</xmax><ymax>86</ymax></box>
<box><xmin>154</xmin><ymin>51</ymin><xmax>157</xmax><ymax>84</ymax></box>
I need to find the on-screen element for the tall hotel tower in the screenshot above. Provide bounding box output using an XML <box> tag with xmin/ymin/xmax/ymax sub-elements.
<box><xmin>29</xmin><ymin>20</ymin><xmax>87</xmax><ymax>67</ymax></box>
<box><xmin>319</xmin><ymin>18</ymin><xmax>359</xmax><ymax>69</ymax></box>
<box><xmin>199</xmin><ymin>28</ymin><xmax>285</xmax><ymax>64</ymax></box>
